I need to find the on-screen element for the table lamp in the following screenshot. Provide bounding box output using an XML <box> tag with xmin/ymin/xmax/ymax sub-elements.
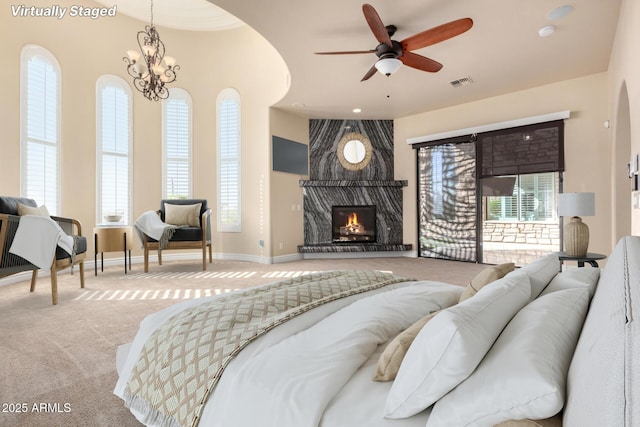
<box><xmin>557</xmin><ymin>192</ymin><xmax>595</xmax><ymax>257</ymax></box>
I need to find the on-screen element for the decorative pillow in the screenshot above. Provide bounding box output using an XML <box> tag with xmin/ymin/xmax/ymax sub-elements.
<box><xmin>539</xmin><ymin>267</ymin><xmax>600</xmax><ymax>298</ymax></box>
<box><xmin>373</xmin><ymin>311</ymin><xmax>440</xmax><ymax>382</ymax></box>
<box><xmin>17</xmin><ymin>203</ymin><xmax>50</xmax><ymax>217</ymax></box>
<box><xmin>164</xmin><ymin>203</ymin><xmax>201</xmax><ymax>227</ymax></box>
<box><xmin>459</xmin><ymin>262</ymin><xmax>515</xmax><ymax>302</ymax></box>
<box><xmin>427</xmin><ymin>288</ymin><xmax>590</xmax><ymax>426</ymax></box>
<box><xmin>384</xmin><ymin>271</ymin><xmax>531</xmax><ymax>419</ymax></box>
<box><xmin>374</xmin><ymin>263</ymin><xmax>515</xmax><ymax>382</ymax></box>
<box><xmin>512</xmin><ymin>253</ymin><xmax>560</xmax><ymax>299</ymax></box>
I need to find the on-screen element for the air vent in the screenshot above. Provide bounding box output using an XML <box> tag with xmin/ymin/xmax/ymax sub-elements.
<box><xmin>450</xmin><ymin>77</ymin><xmax>474</xmax><ymax>88</ymax></box>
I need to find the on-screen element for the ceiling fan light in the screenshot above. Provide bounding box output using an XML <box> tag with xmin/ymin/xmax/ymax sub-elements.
<box><xmin>375</xmin><ymin>58</ymin><xmax>402</xmax><ymax>76</ymax></box>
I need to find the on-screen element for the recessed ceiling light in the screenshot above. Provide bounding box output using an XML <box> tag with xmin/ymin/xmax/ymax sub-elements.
<box><xmin>292</xmin><ymin>103</ymin><xmax>306</xmax><ymax>109</ymax></box>
<box><xmin>547</xmin><ymin>5</ymin><xmax>574</xmax><ymax>20</ymax></box>
<box><xmin>538</xmin><ymin>25</ymin><xmax>556</xmax><ymax>37</ymax></box>
<box><xmin>353</xmin><ymin>108</ymin><xmax>362</xmax><ymax>113</ymax></box>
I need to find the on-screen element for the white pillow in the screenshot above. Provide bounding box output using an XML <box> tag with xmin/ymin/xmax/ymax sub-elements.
<box><xmin>17</xmin><ymin>203</ymin><xmax>50</xmax><ymax>217</ymax></box>
<box><xmin>427</xmin><ymin>288</ymin><xmax>590</xmax><ymax>427</ymax></box>
<box><xmin>384</xmin><ymin>270</ymin><xmax>531</xmax><ymax>419</ymax></box>
<box><xmin>164</xmin><ymin>203</ymin><xmax>201</xmax><ymax>227</ymax></box>
<box><xmin>513</xmin><ymin>253</ymin><xmax>560</xmax><ymax>299</ymax></box>
<box><xmin>539</xmin><ymin>267</ymin><xmax>600</xmax><ymax>299</ymax></box>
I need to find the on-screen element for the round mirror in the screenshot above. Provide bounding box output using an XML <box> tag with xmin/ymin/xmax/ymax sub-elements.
<box><xmin>337</xmin><ymin>132</ymin><xmax>373</xmax><ymax>171</ymax></box>
<box><xmin>343</xmin><ymin>139</ymin><xmax>366</xmax><ymax>164</ymax></box>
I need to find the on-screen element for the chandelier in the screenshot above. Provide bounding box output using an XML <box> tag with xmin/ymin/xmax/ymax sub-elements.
<box><xmin>123</xmin><ymin>0</ymin><xmax>179</xmax><ymax>101</ymax></box>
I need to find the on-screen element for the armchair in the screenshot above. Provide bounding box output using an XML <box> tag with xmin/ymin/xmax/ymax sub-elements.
<box><xmin>0</xmin><ymin>196</ymin><xmax>87</xmax><ymax>305</ymax></box>
<box><xmin>140</xmin><ymin>199</ymin><xmax>213</xmax><ymax>272</ymax></box>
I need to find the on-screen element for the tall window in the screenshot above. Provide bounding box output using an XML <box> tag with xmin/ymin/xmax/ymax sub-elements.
<box><xmin>96</xmin><ymin>75</ymin><xmax>132</xmax><ymax>225</ymax></box>
<box><xmin>487</xmin><ymin>172</ymin><xmax>557</xmax><ymax>222</ymax></box>
<box><xmin>163</xmin><ymin>88</ymin><xmax>192</xmax><ymax>199</ymax></box>
<box><xmin>217</xmin><ymin>88</ymin><xmax>241</xmax><ymax>232</ymax></box>
<box><xmin>21</xmin><ymin>45</ymin><xmax>61</xmax><ymax>215</ymax></box>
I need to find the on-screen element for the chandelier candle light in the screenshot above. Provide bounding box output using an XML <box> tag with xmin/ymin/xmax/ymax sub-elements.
<box><xmin>557</xmin><ymin>192</ymin><xmax>595</xmax><ymax>257</ymax></box>
<box><xmin>123</xmin><ymin>0</ymin><xmax>179</xmax><ymax>101</ymax></box>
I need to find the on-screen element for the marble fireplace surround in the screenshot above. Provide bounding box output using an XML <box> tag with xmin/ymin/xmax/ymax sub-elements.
<box><xmin>298</xmin><ymin>119</ymin><xmax>412</xmax><ymax>253</ymax></box>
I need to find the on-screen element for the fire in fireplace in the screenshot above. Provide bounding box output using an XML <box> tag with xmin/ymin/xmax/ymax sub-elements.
<box><xmin>332</xmin><ymin>205</ymin><xmax>376</xmax><ymax>243</ymax></box>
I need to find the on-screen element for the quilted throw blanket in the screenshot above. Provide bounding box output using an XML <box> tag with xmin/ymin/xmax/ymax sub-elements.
<box><xmin>122</xmin><ymin>270</ymin><xmax>411</xmax><ymax>427</ymax></box>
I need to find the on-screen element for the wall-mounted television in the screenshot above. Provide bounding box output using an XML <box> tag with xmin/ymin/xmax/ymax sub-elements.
<box><xmin>272</xmin><ymin>136</ymin><xmax>309</xmax><ymax>175</ymax></box>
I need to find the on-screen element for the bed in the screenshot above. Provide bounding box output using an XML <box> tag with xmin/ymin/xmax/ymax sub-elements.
<box><xmin>114</xmin><ymin>236</ymin><xmax>639</xmax><ymax>427</ymax></box>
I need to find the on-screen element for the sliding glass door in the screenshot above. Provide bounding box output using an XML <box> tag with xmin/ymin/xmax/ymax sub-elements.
<box><xmin>416</xmin><ymin>120</ymin><xmax>565</xmax><ymax>265</ymax></box>
<box><xmin>418</xmin><ymin>142</ymin><xmax>477</xmax><ymax>262</ymax></box>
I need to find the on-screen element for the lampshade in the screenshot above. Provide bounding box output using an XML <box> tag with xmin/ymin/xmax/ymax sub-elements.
<box><xmin>557</xmin><ymin>192</ymin><xmax>595</xmax><ymax>217</ymax></box>
<box><xmin>375</xmin><ymin>58</ymin><xmax>402</xmax><ymax>76</ymax></box>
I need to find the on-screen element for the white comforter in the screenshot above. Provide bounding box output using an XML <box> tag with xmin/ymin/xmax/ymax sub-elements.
<box><xmin>115</xmin><ymin>278</ymin><xmax>463</xmax><ymax>427</ymax></box>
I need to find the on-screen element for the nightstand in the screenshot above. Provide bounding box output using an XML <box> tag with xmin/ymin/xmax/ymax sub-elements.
<box><xmin>557</xmin><ymin>252</ymin><xmax>606</xmax><ymax>268</ymax></box>
<box><xmin>94</xmin><ymin>226</ymin><xmax>133</xmax><ymax>275</ymax></box>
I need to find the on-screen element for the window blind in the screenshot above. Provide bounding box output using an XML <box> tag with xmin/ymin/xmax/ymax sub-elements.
<box><xmin>478</xmin><ymin>120</ymin><xmax>564</xmax><ymax>178</ymax></box>
<box><xmin>164</xmin><ymin>90</ymin><xmax>192</xmax><ymax>199</ymax></box>
<box><xmin>22</xmin><ymin>48</ymin><xmax>60</xmax><ymax>215</ymax></box>
<box><xmin>217</xmin><ymin>89</ymin><xmax>241</xmax><ymax>232</ymax></box>
<box><xmin>97</xmin><ymin>76</ymin><xmax>131</xmax><ymax>224</ymax></box>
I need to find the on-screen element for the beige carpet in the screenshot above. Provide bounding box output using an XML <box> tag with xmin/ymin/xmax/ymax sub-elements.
<box><xmin>0</xmin><ymin>256</ymin><xmax>487</xmax><ymax>427</ymax></box>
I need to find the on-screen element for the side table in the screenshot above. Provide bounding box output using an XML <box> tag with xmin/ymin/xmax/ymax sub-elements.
<box><xmin>557</xmin><ymin>252</ymin><xmax>606</xmax><ymax>268</ymax></box>
<box><xmin>94</xmin><ymin>226</ymin><xmax>133</xmax><ymax>275</ymax></box>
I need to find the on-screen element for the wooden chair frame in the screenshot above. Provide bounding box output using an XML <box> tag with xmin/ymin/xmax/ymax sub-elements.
<box><xmin>142</xmin><ymin>209</ymin><xmax>213</xmax><ymax>273</ymax></box>
<box><xmin>0</xmin><ymin>213</ymin><xmax>86</xmax><ymax>305</ymax></box>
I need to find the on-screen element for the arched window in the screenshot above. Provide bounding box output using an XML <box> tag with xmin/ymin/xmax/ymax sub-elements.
<box><xmin>96</xmin><ymin>75</ymin><xmax>132</xmax><ymax>225</ymax></box>
<box><xmin>217</xmin><ymin>88</ymin><xmax>241</xmax><ymax>232</ymax></box>
<box><xmin>21</xmin><ymin>45</ymin><xmax>61</xmax><ymax>215</ymax></box>
<box><xmin>163</xmin><ymin>88</ymin><xmax>192</xmax><ymax>199</ymax></box>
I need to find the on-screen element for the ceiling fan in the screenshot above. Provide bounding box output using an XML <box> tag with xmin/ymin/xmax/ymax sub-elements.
<box><xmin>315</xmin><ymin>4</ymin><xmax>473</xmax><ymax>81</ymax></box>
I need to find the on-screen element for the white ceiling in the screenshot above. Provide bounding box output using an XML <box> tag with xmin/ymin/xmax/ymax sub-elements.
<box><xmin>104</xmin><ymin>0</ymin><xmax>622</xmax><ymax>120</ymax></box>
<box><xmin>94</xmin><ymin>0</ymin><xmax>243</xmax><ymax>31</ymax></box>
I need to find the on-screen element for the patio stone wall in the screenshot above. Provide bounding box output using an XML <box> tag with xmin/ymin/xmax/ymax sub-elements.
<box><xmin>483</xmin><ymin>221</ymin><xmax>560</xmax><ymax>246</ymax></box>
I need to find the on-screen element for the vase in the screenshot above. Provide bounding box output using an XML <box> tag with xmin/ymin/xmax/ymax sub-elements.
<box><xmin>564</xmin><ymin>216</ymin><xmax>589</xmax><ymax>257</ymax></box>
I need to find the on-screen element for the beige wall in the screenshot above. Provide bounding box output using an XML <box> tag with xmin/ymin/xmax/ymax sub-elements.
<box><xmin>609</xmin><ymin>0</ymin><xmax>640</xmax><ymax>237</ymax></box>
<box><xmin>0</xmin><ymin>0</ymin><xmax>289</xmax><ymax>262</ymax></box>
<box><xmin>269</xmin><ymin>108</ymin><xmax>309</xmax><ymax>260</ymax></box>
<box><xmin>395</xmin><ymin>73</ymin><xmax>613</xmax><ymax>257</ymax></box>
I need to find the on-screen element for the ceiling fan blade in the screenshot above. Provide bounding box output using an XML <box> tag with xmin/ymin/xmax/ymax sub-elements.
<box><xmin>401</xmin><ymin>52</ymin><xmax>443</xmax><ymax>73</ymax></box>
<box><xmin>362</xmin><ymin>4</ymin><xmax>393</xmax><ymax>48</ymax></box>
<box><xmin>401</xmin><ymin>18</ymin><xmax>473</xmax><ymax>52</ymax></box>
<box><xmin>315</xmin><ymin>50</ymin><xmax>376</xmax><ymax>55</ymax></box>
<box><xmin>361</xmin><ymin>64</ymin><xmax>378</xmax><ymax>81</ymax></box>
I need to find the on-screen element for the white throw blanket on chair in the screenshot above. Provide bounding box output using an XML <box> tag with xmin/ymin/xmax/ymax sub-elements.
<box><xmin>134</xmin><ymin>210</ymin><xmax>176</xmax><ymax>251</ymax></box>
<box><xmin>9</xmin><ymin>215</ymin><xmax>75</xmax><ymax>269</ymax></box>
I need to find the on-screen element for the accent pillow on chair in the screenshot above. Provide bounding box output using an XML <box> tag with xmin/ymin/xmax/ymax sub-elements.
<box><xmin>164</xmin><ymin>202</ymin><xmax>202</xmax><ymax>227</ymax></box>
<box><xmin>17</xmin><ymin>203</ymin><xmax>50</xmax><ymax>217</ymax></box>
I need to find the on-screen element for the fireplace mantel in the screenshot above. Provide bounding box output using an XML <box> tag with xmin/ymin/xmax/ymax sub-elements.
<box><xmin>299</xmin><ymin>180</ymin><xmax>407</xmax><ymax>188</ymax></box>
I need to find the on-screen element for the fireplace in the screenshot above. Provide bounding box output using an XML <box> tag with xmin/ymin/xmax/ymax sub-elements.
<box><xmin>332</xmin><ymin>205</ymin><xmax>376</xmax><ymax>243</ymax></box>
